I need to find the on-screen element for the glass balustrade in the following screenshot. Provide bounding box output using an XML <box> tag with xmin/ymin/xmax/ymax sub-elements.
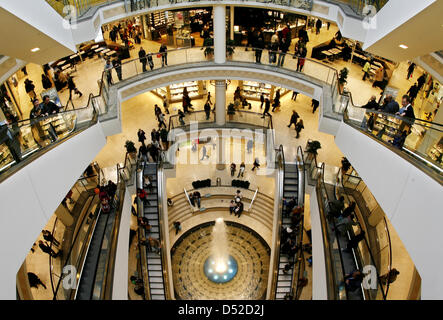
<box><xmin>0</xmin><ymin>104</ymin><xmax>98</xmax><ymax>180</ymax></box>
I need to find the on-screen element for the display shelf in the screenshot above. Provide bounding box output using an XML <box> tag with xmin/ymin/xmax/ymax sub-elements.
<box><xmin>242</xmin><ymin>81</ymin><xmax>272</xmax><ymax>101</ymax></box>
<box><xmin>427</xmin><ymin>138</ymin><xmax>443</xmax><ymax>163</ymax></box>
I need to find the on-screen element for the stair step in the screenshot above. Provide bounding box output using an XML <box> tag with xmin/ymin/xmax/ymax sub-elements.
<box><xmin>277</xmin><ymin>281</ymin><xmax>292</xmax><ymax>286</ymax></box>
<box><xmin>285</xmin><ymin>172</ymin><xmax>298</xmax><ymax>179</ymax></box>
<box><xmin>150</xmin><ymin>277</ymin><xmax>164</xmax><ymax>283</ymax></box>
<box><xmin>284</xmin><ymin>179</ymin><xmax>298</xmax><ymax>185</ymax></box>
<box><xmin>148</xmin><ymin>264</ymin><xmax>162</xmax><ymax>271</ymax></box>
<box><xmin>149</xmin><ymin>271</ymin><xmax>163</xmax><ymax>277</ymax></box>
<box><xmin>284</xmin><ymin>192</ymin><xmax>297</xmax><ymax>198</ymax></box>
<box><xmin>151</xmin><ymin>295</ymin><xmax>165</xmax><ymax>300</ymax></box>
<box><xmin>150</xmin><ymin>283</ymin><xmax>164</xmax><ymax>289</ymax></box>
<box><xmin>144</xmin><ymin>207</ymin><xmax>159</xmax><ymax>214</ymax></box>
<box><xmin>150</xmin><ymin>288</ymin><xmax>165</xmax><ymax>294</ymax></box>
<box><xmin>284</xmin><ymin>185</ymin><xmax>298</xmax><ymax>192</ymax></box>
<box><xmin>276</xmin><ymin>287</ymin><xmax>291</xmax><ymax>293</ymax></box>
<box><xmin>145</xmin><ymin>213</ymin><xmax>159</xmax><ymax>220</ymax></box>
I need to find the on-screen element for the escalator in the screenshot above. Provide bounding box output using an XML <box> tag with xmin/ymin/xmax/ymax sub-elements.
<box><xmin>75</xmin><ymin>203</ymin><xmax>116</xmax><ymax>300</ymax></box>
<box><xmin>275</xmin><ymin>162</ymin><xmax>298</xmax><ymax>300</ymax></box>
<box><xmin>142</xmin><ymin>163</ymin><xmax>166</xmax><ymax>300</ymax></box>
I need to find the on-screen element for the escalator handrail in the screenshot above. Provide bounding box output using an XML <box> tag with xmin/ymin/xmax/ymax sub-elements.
<box><xmin>272</xmin><ymin>144</ymin><xmax>285</xmax><ymax>298</ymax></box>
<box><xmin>101</xmin><ymin>175</ymin><xmax>126</xmax><ymax>299</ymax></box>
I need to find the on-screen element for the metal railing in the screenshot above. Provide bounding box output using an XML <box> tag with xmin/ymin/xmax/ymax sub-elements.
<box><xmin>343</xmin><ymin>105</ymin><xmax>443</xmax><ymax>183</ymax></box>
<box><xmin>270</xmin><ymin>144</ymin><xmax>284</xmax><ymax>299</ymax></box>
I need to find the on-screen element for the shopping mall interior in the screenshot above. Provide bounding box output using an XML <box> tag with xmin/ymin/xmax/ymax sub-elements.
<box><xmin>0</xmin><ymin>0</ymin><xmax>442</xmax><ymax>303</ymax></box>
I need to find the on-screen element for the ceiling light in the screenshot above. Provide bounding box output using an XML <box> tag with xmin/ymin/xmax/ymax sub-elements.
<box><xmin>31</xmin><ymin>47</ymin><xmax>40</xmax><ymax>52</ymax></box>
<box><xmin>399</xmin><ymin>44</ymin><xmax>408</xmax><ymax>49</ymax></box>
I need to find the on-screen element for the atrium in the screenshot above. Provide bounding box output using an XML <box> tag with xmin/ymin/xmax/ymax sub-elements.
<box><xmin>0</xmin><ymin>0</ymin><xmax>442</xmax><ymax>306</ymax></box>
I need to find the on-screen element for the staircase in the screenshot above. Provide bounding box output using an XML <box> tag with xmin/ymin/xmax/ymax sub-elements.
<box><xmin>275</xmin><ymin>162</ymin><xmax>299</xmax><ymax>300</ymax></box>
<box><xmin>143</xmin><ymin>163</ymin><xmax>166</xmax><ymax>300</ymax></box>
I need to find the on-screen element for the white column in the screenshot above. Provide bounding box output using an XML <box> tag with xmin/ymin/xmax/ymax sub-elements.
<box><xmin>230</xmin><ymin>6</ymin><xmax>235</xmax><ymax>41</ymax></box>
<box><xmin>213</xmin><ymin>4</ymin><xmax>226</xmax><ymax>64</ymax></box>
<box><xmin>215</xmin><ymin>80</ymin><xmax>226</xmax><ymax>126</ymax></box>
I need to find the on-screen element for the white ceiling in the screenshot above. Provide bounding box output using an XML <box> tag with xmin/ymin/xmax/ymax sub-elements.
<box><xmin>0</xmin><ymin>7</ymin><xmax>75</xmax><ymax>65</ymax></box>
<box><xmin>364</xmin><ymin>0</ymin><xmax>443</xmax><ymax>62</ymax></box>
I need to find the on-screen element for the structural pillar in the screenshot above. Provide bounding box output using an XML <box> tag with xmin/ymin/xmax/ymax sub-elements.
<box><xmin>213</xmin><ymin>5</ymin><xmax>226</xmax><ymax>64</ymax></box>
<box><xmin>215</xmin><ymin>80</ymin><xmax>226</xmax><ymax>126</ymax></box>
<box><xmin>55</xmin><ymin>204</ymin><xmax>74</xmax><ymax>227</ymax></box>
<box><xmin>230</xmin><ymin>6</ymin><xmax>235</xmax><ymax>41</ymax></box>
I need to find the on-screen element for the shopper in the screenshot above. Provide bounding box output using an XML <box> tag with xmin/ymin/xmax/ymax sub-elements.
<box><xmin>200</xmin><ymin>145</ymin><xmax>209</xmax><ymax>160</ymax></box>
<box><xmin>362</xmin><ymin>61</ymin><xmax>371</xmax><ymax>81</ymax></box>
<box><xmin>104</xmin><ymin>58</ymin><xmax>113</xmax><ymax>85</ymax></box>
<box><xmin>138</xmin><ymin>47</ymin><xmax>147</xmax><ymax>72</ymax></box>
<box><xmin>237</xmin><ymin>162</ymin><xmax>246</xmax><ymax>178</ymax></box>
<box><xmin>382</xmin><ymin>95</ymin><xmax>399</xmax><ymax>114</ymax></box>
<box><xmin>406</xmin><ymin>62</ymin><xmax>416</xmax><ymax>80</ymax></box>
<box><xmin>362</xmin><ymin>96</ymin><xmax>379</xmax><ymax>110</ymax></box>
<box><xmin>24</xmin><ymin>79</ymin><xmax>36</xmax><ymax>101</ymax></box>
<box><xmin>407</xmin><ymin>83</ymin><xmax>419</xmax><ymax>103</ymax></box>
<box><xmin>113</xmin><ymin>56</ymin><xmax>123</xmax><ymax>81</ymax></box>
<box><xmin>162</xmin><ymin>95</ymin><xmax>170</xmax><ymax>114</ymax></box>
<box><xmin>417</xmin><ymin>73</ymin><xmax>426</xmax><ymax>91</ymax></box>
<box><xmin>344</xmin><ymin>270</ymin><xmax>364</xmax><ymax>292</ymax></box>
<box><xmin>67</xmin><ymin>75</ymin><xmax>83</xmax><ymax>102</ymax></box>
<box><xmin>252</xmin><ymin>158</ymin><xmax>260</xmax><ymax>171</ymax></box>
<box><xmin>295</xmin><ymin>119</ymin><xmax>304</xmax><ymax>139</ymax></box>
<box><xmin>234</xmin><ymin>201</ymin><xmax>244</xmax><ymax>218</ymax></box>
<box><xmin>193</xmin><ymin>191</ymin><xmax>201</xmax><ymax>208</ymax></box>
<box><xmin>27</xmin><ymin>272</ymin><xmax>47</xmax><ymax>290</ymax></box>
<box><xmin>379</xmin><ymin>269</ymin><xmax>400</xmax><ymax>285</ymax></box>
<box><xmin>315</xmin><ymin>19</ymin><xmax>322</xmax><ymax>34</ymax></box>
<box><xmin>277</xmin><ymin>40</ymin><xmax>290</xmax><ymax>67</ymax></box>
<box><xmin>147</xmin><ymin>52</ymin><xmax>154</xmax><ymax>70</ymax></box>
<box><xmin>288</xmin><ymin>110</ymin><xmax>300</xmax><ymax>128</ymax></box>
<box><xmin>230</xmin><ymin>162</ymin><xmax>236</xmax><ymax>177</ymax></box>
<box><xmin>173</xmin><ymin>221</ymin><xmax>182</xmax><ymax>235</ymax></box>
<box><xmin>229</xmin><ymin>200</ymin><xmax>236</xmax><ymax>215</ymax></box>
<box><xmin>138</xmin><ymin>129</ymin><xmax>146</xmax><ymax>146</ymax></box>
<box><xmin>255</xmin><ymin>31</ymin><xmax>265</xmax><ymax>63</ymax></box>
<box><xmin>41</xmin><ymin>73</ymin><xmax>52</xmax><ymax>89</ymax></box>
<box><xmin>204</xmin><ymin>101</ymin><xmax>211</xmax><ymax>120</ymax></box>
<box><xmin>158</xmin><ymin>112</ymin><xmax>167</xmax><ymax>129</ymax></box>
<box><xmin>42</xmin><ymin>96</ymin><xmax>60</xmax><ymax>115</ymax></box>
<box><xmin>292</xmin><ymin>91</ymin><xmax>299</xmax><ymax>101</ymax></box>
<box><xmin>312</xmin><ymin>99</ymin><xmax>320</xmax><ymax>113</ymax></box>
<box><xmin>38</xmin><ymin>240</ymin><xmax>61</xmax><ymax>258</ymax></box>
<box><xmin>159</xmin><ymin>43</ymin><xmax>168</xmax><ymax>66</ymax></box>
<box><xmin>42</xmin><ymin>230</ymin><xmax>60</xmax><ymax>247</ymax></box>
<box><xmin>397</xmin><ymin>95</ymin><xmax>415</xmax><ymax>120</ymax></box>
<box><xmin>345</xmin><ymin>230</ymin><xmax>366</xmax><ymax>251</ymax></box>
<box><xmin>260</xmin><ymin>92</ymin><xmax>265</xmax><ymax>109</ymax></box>
<box><xmin>269</xmin><ymin>31</ymin><xmax>279</xmax><ymax>64</ymax></box>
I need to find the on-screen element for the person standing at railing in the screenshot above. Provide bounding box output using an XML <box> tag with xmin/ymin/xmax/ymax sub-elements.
<box><xmin>138</xmin><ymin>47</ymin><xmax>147</xmax><ymax>72</ymax></box>
<box><xmin>113</xmin><ymin>56</ymin><xmax>123</xmax><ymax>81</ymax></box>
<box><xmin>204</xmin><ymin>101</ymin><xmax>211</xmax><ymax>120</ymax></box>
<box><xmin>255</xmin><ymin>31</ymin><xmax>265</xmax><ymax>64</ymax></box>
<box><xmin>230</xmin><ymin>162</ymin><xmax>236</xmax><ymax>177</ymax></box>
<box><xmin>42</xmin><ymin>230</ymin><xmax>60</xmax><ymax>247</ymax></box>
<box><xmin>237</xmin><ymin>162</ymin><xmax>246</xmax><ymax>178</ymax></box>
<box><xmin>104</xmin><ymin>58</ymin><xmax>113</xmax><ymax>85</ymax></box>
<box><xmin>277</xmin><ymin>38</ymin><xmax>290</xmax><ymax>67</ymax></box>
<box><xmin>269</xmin><ymin>31</ymin><xmax>279</xmax><ymax>64</ymax></box>
<box><xmin>38</xmin><ymin>240</ymin><xmax>61</xmax><ymax>258</ymax></box>
<box><xmin>159</xmin><ymin>43</ymin><xmax>168</xmax><ymax>67</ymax></box>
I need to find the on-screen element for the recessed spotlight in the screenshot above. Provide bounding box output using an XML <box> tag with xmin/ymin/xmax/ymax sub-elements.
<box><xmin>399</xmin><ymin>44</ymin><xmax>408</xmax><ymax>49</ymax></box>
<box><xmin>31</xmin><ymin>47</ymin><xmax>40</xmax><ymax>52</ymax></box>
